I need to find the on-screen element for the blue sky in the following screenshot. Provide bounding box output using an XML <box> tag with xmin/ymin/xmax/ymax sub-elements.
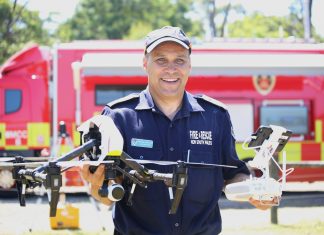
<box><xmin>25</xmin><ymin>0</ymin><xmax>324</xmax><ymax>37</ymax></box>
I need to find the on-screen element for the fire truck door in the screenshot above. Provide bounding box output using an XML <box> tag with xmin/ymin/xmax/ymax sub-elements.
<box><xmin>0</xmin><ymin>78</ymin><xmax>31</xmax><ymax>151</ymax></box>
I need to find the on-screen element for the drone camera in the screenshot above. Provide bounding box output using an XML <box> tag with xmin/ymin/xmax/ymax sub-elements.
<box><xmin>109</xmin><ymin>184</ymin><xmax>125</xmax><ymax>201</ymax></box>
<box><xmin>99</xmin><ymin>183</ymin><xmax>125</xmax><ymax>201</ymax></box>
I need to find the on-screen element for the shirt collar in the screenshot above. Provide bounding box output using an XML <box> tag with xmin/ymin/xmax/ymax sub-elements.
<box><xmin>185</xmin><ymin>91</ymin><xmax>205</xmax><ymax>112</ymax></box>
<box><xmin>135</xmin><ymin>87</ymin><xmax>155</xmax><ymax>110</ymax></box>
<box><xmin>135</xmin><ymin>88</ymin><xmax>205</xmax><ymax>115</ymax></box>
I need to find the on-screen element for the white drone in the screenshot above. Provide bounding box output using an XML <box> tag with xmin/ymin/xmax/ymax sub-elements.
<box><xmin>0</xmin><ymin>115</ymin><xmax>236</xmax><ymax>216</ymax></box>
<box><xmin>224</xmin><ymin>125</ymin><xmax>294</xmax><ymax>205</ymax></box>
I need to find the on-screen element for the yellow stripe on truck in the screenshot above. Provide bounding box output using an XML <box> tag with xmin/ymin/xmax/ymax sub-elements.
<box><xmin>27</xmin><ymin>123</ymin><xmax>50</xmax><ymax>147</ymax></box>
<box><xmin>321</xmin><ymin>143</ymin><xmax>324</xmax><ymax>161</ymax></box>
<box><xmin>73</xmin><ymin>123</ymin><xmax>80</xmax><ymax>147</ymax></box>
<box><xmin>315</xmin><ymin>119</ymin><xmax>323</xmax><ymax>143</ymax></box>
<box><xmin>235</xmin><ymin>143</ymin><xmax>255</xmax><ymax>161</ymax></box>
<box><xmin>0</xmin><ymin>123</ymin><xmax>28</xmax><ymax>150</ymax></box>
<box><xmin>0</xmin><ymin>123</ymin><xmax>5</xmax><ymax>148</ymax></box>
<box><xmin>5</xmin><ymin>145</ymin><xmax>28</xmax><ymax>150</ymax></box>
<box><xmin>236</xmin><ymin>142</ymin><xmax>301</xmax><ymax>163</ymax></box>
<box><xmin>279</xmin><ymin>142</ymin><xmax>301</xmax><ymax>162</ymax></box>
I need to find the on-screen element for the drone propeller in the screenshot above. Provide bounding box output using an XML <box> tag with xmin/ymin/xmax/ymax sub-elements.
<box><xmin>56</xmin><ymin>160</ymin><xmax>114</xmax><ymax>168</ymax></box>
<box><xmin>125</xmin><ymin>159</ymin><xmax>238</xmax><ymax>168</ymax></box>
<box><xmin>0</xmin><ymin>157</ymin><xmax>51</xmax><ymax>162</ymax></box>
<box><xmin>0</xmin><ymin>160</ymin><xmax>115</xmax><ymax>168</ymax></box>
<box><xmin>0</xmin><ymin>157</ymin><xmax>16</xmax><ymax>162</ymax></box>
<box><xmin>0</xmin><ymin>162</ymin><xmax>45</xmax><ymax>167</ymax></box>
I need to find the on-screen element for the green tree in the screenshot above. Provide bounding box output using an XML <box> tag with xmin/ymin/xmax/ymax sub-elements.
<box><xmin>289</xmin><ymin>0</ymin><xmax>322</xmax><ymax>41</ymax></box>
<box><xmin>227</xmin><ymin>11</ymin><xmax>323</xmax><ymax>42</ymax></box>
<box><xmin>228</xmin><ymin>0</ymin><xmax>323</xmax><ymax>41</ymax></box>
<box><xmin>227</xmin><ymin>13</ymin><xmax>294</xmax><ymax>38</ymax></box>
<box><xmin>56</xmin><ymin>0</ymin><xmax>204</xmax><ymax>42</ymax></box>
<box><xmin>198</xmin><ymin>0</ymin><xmax>245</xmax><ymax>38</ymax></box>
<box><xmin>0</xmin><ymin>0</ymin><xmax>49</xmax><ymax>64</ymax></box>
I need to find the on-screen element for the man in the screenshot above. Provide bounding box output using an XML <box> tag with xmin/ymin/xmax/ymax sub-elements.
<box><xmin>81</xmin><ymin>26</ymin><xmax>275</xmax><ymax>235</ymax></box>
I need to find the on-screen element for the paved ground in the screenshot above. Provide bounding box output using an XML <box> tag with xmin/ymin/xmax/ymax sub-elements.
<box><xmin>0</xmin><ymin>191</ymin><xmax>323</xmax><ymax>234</ymax></box>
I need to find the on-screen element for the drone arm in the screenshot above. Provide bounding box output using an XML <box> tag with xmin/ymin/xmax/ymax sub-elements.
<box><xmin>119</xmin><ymin>168</ymin><xmax>146</xmax><ymax>187</ymax></box>
<box><xmin>119</xmin><ymin>152</ymin><xmax>150</xmax><ymax>177</ymax></box>
<box><xmin>151</xmin><ymin>172</ymin><xmax>173</xmax><ymax>185</ymax></box>
<box><xmin>18</xmin><ymin>169</ymin><xmax>47</xmax><ymax>182</ymax></box>
<box><xmin>34</xmin><ymin>139</ymin><xmax>97</xmax><ymax>173</ymax></box>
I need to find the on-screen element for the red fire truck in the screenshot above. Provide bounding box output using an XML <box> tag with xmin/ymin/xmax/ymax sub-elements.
<box><xmin>0</xmin><ymin>40</ymin><xmax>324</xmax><ymax>191</ymax></box>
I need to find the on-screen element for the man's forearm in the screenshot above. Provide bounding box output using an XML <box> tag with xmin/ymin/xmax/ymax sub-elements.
<box><xmin>224</xmin><ymin>173</ymin><xmax>250</xmax><ymax>187</ymax></box>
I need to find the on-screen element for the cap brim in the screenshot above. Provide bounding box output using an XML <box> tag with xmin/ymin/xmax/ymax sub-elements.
<box><xmin>146</xmin><ymin>37</ymin><xmax>189</xmax><ymax>53</ymax></box>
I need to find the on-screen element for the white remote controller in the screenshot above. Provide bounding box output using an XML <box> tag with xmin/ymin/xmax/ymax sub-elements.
<box><xmin>224</xmin><ymin>177</ymin><xmax>282</xmax><ymax>201</ymax></box>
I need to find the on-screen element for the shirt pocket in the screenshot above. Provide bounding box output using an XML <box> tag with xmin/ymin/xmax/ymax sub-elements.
<box><xmin>185</xmin><ymin>150</ymin><xmax>221</xmax><ymax>203</ymax></box>
<box><xmin>126</xmin><ymin>146</ymin><xmax>162</xmax><ymax>161</ymax></box>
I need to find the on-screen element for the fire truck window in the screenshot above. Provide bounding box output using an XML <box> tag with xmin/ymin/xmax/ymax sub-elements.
<box><xmin>260</xmin><ymin>106</ymin><xmax>308</xmax><ymax>135</ymax></box>
<box><xmin>5</xmin><ymin>89</ymin><xmax>22</xmax><ymax>114</ymax></box>
<box><xmin>95</xmin><ymin>85</ymin><xmax>146</xmax><ymax>106</ymax></box>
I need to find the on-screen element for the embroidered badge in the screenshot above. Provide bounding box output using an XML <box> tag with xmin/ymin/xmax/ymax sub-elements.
<box><xmin>253</xmin><ymin>75</ymin><xmax>276</xmax><ymax>96</ymax></box>
<box><xmin>131</xmin><ymin>138</ymin><xmax>154</xmax><ymax>148</ymax></box>
<box><xmin>189</xmin><ymin>130</ymin><xmax>213</xmax><ymax>146</ymax></box>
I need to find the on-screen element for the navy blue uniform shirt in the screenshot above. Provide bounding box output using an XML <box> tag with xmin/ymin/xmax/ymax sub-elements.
<box><xmin>102</xmin><ymin>88</ymin><xmax>250</xmax><ymax>235</ymax></box>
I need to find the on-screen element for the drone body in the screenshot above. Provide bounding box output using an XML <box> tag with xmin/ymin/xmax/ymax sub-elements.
<box><xmin>0</xmin><ymin>116</ymin><xmax>236</xmax><ymax>217</ymax></box>
<box><xmin>0</xmin><ymin>116</ymin><xmax>292</xmax><ymax>217</ymax></box>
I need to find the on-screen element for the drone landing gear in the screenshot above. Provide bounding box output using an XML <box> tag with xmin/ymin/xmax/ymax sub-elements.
<box><xmin>169</xmin><ymin>162</ymin><xmax>188</xmax><ymax>214</ymax></box>
<box><xmin>44</xmin><ymin>162</ymin><xmax>63</xmax><ymax>217</ymax></box>
<box><xmin>12</xmin><ymin>156</ymin><xmax>27</xmax><ymax>206</ymax></box>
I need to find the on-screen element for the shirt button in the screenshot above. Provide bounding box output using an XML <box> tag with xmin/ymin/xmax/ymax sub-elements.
<box><xmin>169</xmin><ymin>147</ymin><xmax>174</xmax><ymax>152</ymax></box>
<box><xmin>175</xmin><ymin>223</ymin><xmax>179</xmax><ymax>227</ymax></box>
<box><xmin>170</xmin><ymin>123</ymin><xmax>173</xmax><ymax>128</ymax></box>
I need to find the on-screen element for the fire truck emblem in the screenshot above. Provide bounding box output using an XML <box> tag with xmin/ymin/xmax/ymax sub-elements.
<box><xmin>253</xmin><ymin>75</ymin><xmax>276</xmax><ymax>96</ymax></box>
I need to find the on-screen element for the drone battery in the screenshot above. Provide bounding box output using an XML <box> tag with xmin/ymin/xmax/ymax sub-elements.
<box><xmin>50</xmin><ymin>204</ymin><xmax>80</xmax><ymax>229</ymax></box>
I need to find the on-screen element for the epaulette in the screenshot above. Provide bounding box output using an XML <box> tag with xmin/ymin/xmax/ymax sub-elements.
<box><xmin>194</xmin><ymin>94</ymin><xmax>228</xmax><ymax>110</ymax></box>
<box><xmin>107</xmin><ymin>93</ymin><xmax>140</xmax><ymax>107</ymax></box>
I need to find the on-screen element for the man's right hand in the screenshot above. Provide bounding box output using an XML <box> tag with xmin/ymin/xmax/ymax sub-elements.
<box><xmin>81</xmin><ymin>164</ymin><xmax>114</xmax><ymax>206</ymax></box>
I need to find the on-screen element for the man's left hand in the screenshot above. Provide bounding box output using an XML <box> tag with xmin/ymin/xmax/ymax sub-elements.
<box><xmin>248</xmin><ymin>196</ymin><xmax>280</xmax><ymax>210</ymax></box>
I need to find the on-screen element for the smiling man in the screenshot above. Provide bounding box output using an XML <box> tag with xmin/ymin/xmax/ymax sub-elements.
<box><xmin>142</xmin><ymin>26</ymin><xmax>193</xmax><ymax>121</ymax></box>
<box><xmin>82</xmin><ymin>26</ymin><xmax>273</xmax><ymax>235</ymax></box>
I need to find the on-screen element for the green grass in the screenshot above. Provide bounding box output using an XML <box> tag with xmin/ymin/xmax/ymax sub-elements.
<box><xmin>14</xmin><ymin>220</ymin><xmax>324</xmax><ymax>235</ymax></box>
<box><xmin>222</xmin><ymin>220</ymin><xmax>324</xmax><ymax>235</ymax></box>
<box><xmin>21</xmin><ymin>231</ymin><xmax>111</xmax><ymax>235</ymax></box>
